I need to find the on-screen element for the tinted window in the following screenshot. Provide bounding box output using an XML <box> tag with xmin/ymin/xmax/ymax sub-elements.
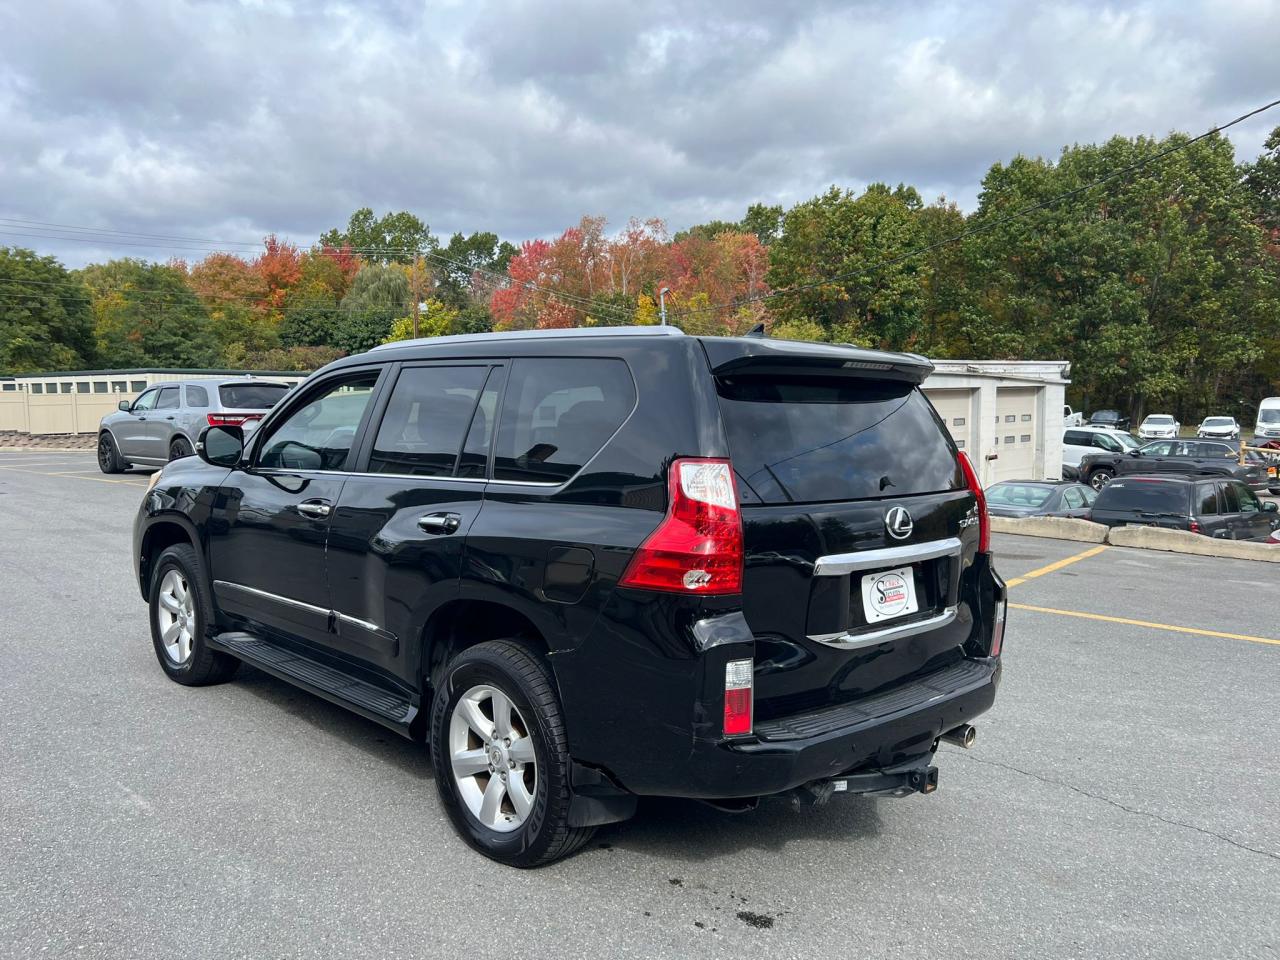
<box><xmin>494</xmin><ymin>358</ymin><xmax>635</xmax><ymax>484</ymax></box>
<box><xmin>1195</xmin><ymin>442</ymin><xmax>1232</xmax><ymax>458</ymax></box>
<box><xmin>1062</xmin><ymin>487</ymin><xmax>1085</xmax><ymax>509</ymax></box>
<box><xmin>186</xmin><ymin>385</ymin><xmax>209</xmax><ymax>407</ymax></box>
<box><xmin>457</xmin><ymin>369</ymin><xmax>503</xmax><ymax>479</ymax></box>
<box><xmin>1195</xmin><ymin>484</ymin><xmax>1219</xmax><ymax>515</ymax></box>
<box><xmin>156</xmin><ymin>387</ymin><xmax>180</xmax><ymax>410</ymax></box>
<box><xmin>1093</xmin><ymin>480</ymin><xmax>1189</xmax><ymax>515</ymax></box>
<box><xmin>1220</xmin><ymin>482</ymin><xmax>1240</xmax><ymax>513</ymax></box>
<box><xmin>987</xmin><ymin>484</ymin><xmax>1053</xmax><ymax>507</ymax></box>
<box><xmin>132</xmin><ymin>389</ymin><xmax>159</xmax><ymax>412</ymax></box>
<box><xmin>717</xmin><ymin>377</ymin><xmax>962</xmax><ymax>504</ymax></box>
<box><xmin>368</xmin><ymin>365</ymin><xmax>489</xmax><ymax>477</ymax></box>
<box><xmin>1064</xmin><ymin>430</ymin><xmax>1090</xmax><ymax>446</ymax></box>
<box><xmin>1236</xmin><ymin>484</ymin><xmax>1261</xmax><ymax>514</ymax></box>
<box><xmin>220</xmin><ymin>383</ymin><xmax>290</xmax><ymax>409</ymax></box>
<box><xmin>258</xmin><ymin>373</ymin><xmax>378</xmax><ymax>471</ymax></box>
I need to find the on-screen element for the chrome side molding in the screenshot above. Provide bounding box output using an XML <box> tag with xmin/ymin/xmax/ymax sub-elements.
<box><xmin>812</xmin><ymin>537</ymin><xmax>962</xmax><ymax>577</ymax></box>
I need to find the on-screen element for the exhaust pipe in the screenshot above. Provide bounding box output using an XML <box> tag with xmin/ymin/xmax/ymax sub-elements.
<box><xmin>940</xmin><ymin>724</ymin><xmax>976</xmax><ymax>749</ymax></box>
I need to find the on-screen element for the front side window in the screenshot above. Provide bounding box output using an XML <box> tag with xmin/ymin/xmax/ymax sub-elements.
<box><xmin>494</xmin><ymin>358</ymin><xmax>635</xmax><ymax>484</ymax></box>
<box><xmin>367</xmin><ymin>365</ymin><xmax>490</xmax><ymax>477</ymax></box>
<box><xmin>1141</xmin><ymin>441</ymin><xmax>1174</xmax><ymax>456</ymax></box>
<box><xmin>257</xmin><ymin>372</ymin><xmax>379</xmax><ymax>471</ymax></box>
<box><xmin>132</xmin><ymin>389</ymin><xmax>159</xmax><ymax>412</ymax></box>
<box><xmin>1236</xmin><ymin>484</ymin><xmax>1261</xmax><ymax>514</ymax></box>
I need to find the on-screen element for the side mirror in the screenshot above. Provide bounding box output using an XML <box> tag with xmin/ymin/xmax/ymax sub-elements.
<box><xmin>1264</xmin><ymin>501</ymin><xmax>1278</xmax><ymax>513</ymax></box>
<box><xmin>1128</xmin><ymin>449</ymin><xmax>1140</xmax><ymax>457</ymax></box>
<box><xmin>118</xmin><ymin>400</ymin><xmax>132</xmax><ymax>411</ymax></box>
<box><xmin>198</xmin><ymin>425</ymin><xmax>245</xmax><ymax>468</ymax></box>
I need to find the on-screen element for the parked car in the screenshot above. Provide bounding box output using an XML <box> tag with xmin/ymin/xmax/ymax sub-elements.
<box><xmin>99</xmin><ymin>377</ymin><xmax>293</xmax><ymax>472</ymax></box>
<box><xmin>1088</xmin><ymin>475</ymin><xmax>1279</xmax><ymax>539</ymax></box>
<box><xmin>1078</xmin><ymin>438</ymin><xmax>1268</xmax><ymax>492</ymax></box>
<box><xmin>1063</xmin><ymin>405</ymin><xmax>1084</xmax><ymax>427</ymax></box>
<box><xmin>1137</xmin><ymin>414</ymin><xmax>1179</xmax><ymax>439</ymax></box>
<box><xmin>1254</xmin><ymin>397</ymin><xmax>1280</xmax><ymax>443</ymax></box>
<box><xmin>130</xmin><ymin>327</ymin><xmax>1007</xmax><ymax>866</ymax></box>
<box><xmin>1088</xmin><ymin>409</ymin><xmax>1130</xmax><ymax>430</ymax></box>
<box><xmin>1197</xmin><ymin>416</ymin><xmax>1240</xmax><ymax>440</ymax></box>
<box><xmin>985</xmin><ymin>480</ymin><xmax>1096</xmax><ymax>518</ymax></box>
<box><xmin>1062</xmin><ymin>425</ymin><xmax>1140</xmax><ymax>478</ymax></box>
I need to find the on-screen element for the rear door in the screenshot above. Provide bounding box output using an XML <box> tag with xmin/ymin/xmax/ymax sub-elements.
<box><xmin>1193</xmin><ymin>482</ymin><xmax>1227</xmax><ymax>537</ymax></box>
<box><xmin>714</xmin><ymin>370</ymin><xmax>976</xmax><ymax>719</ymax></box>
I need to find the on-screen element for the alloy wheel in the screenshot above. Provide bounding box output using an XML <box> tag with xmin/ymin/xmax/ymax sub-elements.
<box><xmin>155</xmin><ymin>569</ymin><xmax>196</xmax><ymax>664</ymax></box>
<box><xmin>448</xmin><ymin>684</ymin><xmax>538</xmax><ymax>833</ymax></box>
<box><xmin>1090</xmin><ymin>470</ymin><xmax>1112</xmax><ymax>491</ymax></box>
<box><xmin>97</xmin><ymin>435</ymin><xmax>112</xmax><ymax>471</ymax></box>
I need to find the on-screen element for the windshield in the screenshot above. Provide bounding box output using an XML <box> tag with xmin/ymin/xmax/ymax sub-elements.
<box><xmin>220</xmin><ymin>383</ymin><xmax>291</xmax><ymax>409</ymax></box>
<box><xmin>716</xmin><ymin>376</ymin><xmax>963</xmax><ymax>504</ymax></box>
<box><xmin>1145</xmin><ymin>416</ymin><xmax>1173</xmax><ymax>425</ymax></box>
<box><xmin>1114</xmin><ymin>433</ymin><xmax>1140</xmax><ymax>450</ymax></box>
<box><xmin>1094</xmin><ymin>479</ymin><xmax>1189</xmax><ymax>515</ymax></box>
<box><xmin>1202</xmin><ymin>417</ymin><xmax>1233</xmax><ymax>427</ymax></box>
<box><xmin>986</xmin><ymin>484</ymin><xmax>1053</xmax><ymax>508</ymax></box>
<box><xmin>1259</xmin><ymin>408</ymin><xmax>1280</xmax><ymax>424</ymax></box>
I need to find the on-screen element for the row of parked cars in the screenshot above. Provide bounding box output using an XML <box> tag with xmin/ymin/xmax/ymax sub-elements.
<box><xmin>1068</xmin><ymin>398</ymin><xmax>1280</xmax><ymax>441</ymax></box>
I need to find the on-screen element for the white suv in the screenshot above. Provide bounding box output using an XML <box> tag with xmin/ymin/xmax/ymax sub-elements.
<box><xmin>1138</xmin><ymin>414</ymin><xmax>1179</xmax><ymax>439</ymax></box>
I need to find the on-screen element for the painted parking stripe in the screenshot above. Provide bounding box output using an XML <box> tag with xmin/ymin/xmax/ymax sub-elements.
<box><xmin>1009</xmin><ymin>602</ymin><xmax>1280</xmax><ymax>648</ymax></box>
<box><xmin>1004</xmin><ymin>545</ymin><xmax>1108</xmax><ymax>587</ymax></box>
<box><xmin>0</xmin><ymin>464</ymin><xmax>139</xmax><ymax>486</ymax></box>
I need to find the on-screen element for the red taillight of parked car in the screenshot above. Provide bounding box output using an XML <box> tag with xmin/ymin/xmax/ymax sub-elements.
<box><xmin>957</xmin><ymin>451</ymin><xmax>990</xmax><ymax>552</ymax></box>
<box><xmin>1189</xmin><ymin>519</ymin><xmax>1203</xmax><ymax>534</ymax></box>
<box><xmin>619</xmin><ymin>458</ymin><xmax>743</xmax><ymax>595</ymax></box>
<box><xmin>207</xmin><ymin>413</ymin><xmax>263</xmax><ymax>428</ymax></box>
<box><xmin>723</xmin><ymin>658</ymin><xmax>753</xmax><ymax>736</ymax></box>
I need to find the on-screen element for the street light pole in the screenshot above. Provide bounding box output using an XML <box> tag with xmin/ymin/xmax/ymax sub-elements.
<box><xmin>658</xmin><ymin>287</ymin><xmax>670</xmax><ymax>327</ymax></box>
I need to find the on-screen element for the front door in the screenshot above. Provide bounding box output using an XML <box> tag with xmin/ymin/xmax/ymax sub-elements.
<box><xmin>118</xmin><ymin>387</ymin><xmax>160</xmax><ymax>460</ymax></box>
<box><xmin>208</xmin><ymin>368</ymin><xmax>383</xmax><ymax>646</ymax></box>
<box><xmin>144</xmin><ymin>385</ymin><xmax>182</xmax><ymax>460</ymax></box>
<box><xmin>325</xmin><ymin>362</ymin><xmax>501</xmax><ymax>681</ymax></box>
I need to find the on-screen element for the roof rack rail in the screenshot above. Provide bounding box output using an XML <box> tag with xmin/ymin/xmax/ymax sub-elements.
<box><xmin>370</xmin><ymin>325</ymin><xmax>685</xmax><ymax>351</ymax></box>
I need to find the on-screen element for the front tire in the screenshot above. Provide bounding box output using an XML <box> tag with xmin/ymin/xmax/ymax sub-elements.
<box><xmin>97</xmin><ymin>432</ymin><xmax>126</xmax><ymax>474</ymax></box>
<box><xmin>148</xmin><ymin>544</ymin><xmax>240</xmax><ymax>686</ymax></box>
<box><xmin>430</xmin><ymin>640</ymin><xmax>593</xmax><ymax>867</ymax></box>
<box><xmin>1088</xmin><ymin>468</ymin><xmax>1113</xmax><ymax>491</ymax></box>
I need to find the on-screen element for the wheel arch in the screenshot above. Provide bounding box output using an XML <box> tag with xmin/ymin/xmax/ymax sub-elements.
<box><xmin>138</xmin><ymin>515</ymin><xmax>201</xmax><ymax>599</ymax></box>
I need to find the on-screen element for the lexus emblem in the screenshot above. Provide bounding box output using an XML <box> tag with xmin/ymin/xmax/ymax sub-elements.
<box><xmin>885</xmin><ymin>506</ymin><xmax>913</xmax><ymax>540</ymax></box>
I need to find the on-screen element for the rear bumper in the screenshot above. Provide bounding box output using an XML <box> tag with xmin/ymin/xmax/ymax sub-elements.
<box><xmin>652</xmin><ymin>657</ymin><xmax>1000</xmax><ymax>800</ymax></box>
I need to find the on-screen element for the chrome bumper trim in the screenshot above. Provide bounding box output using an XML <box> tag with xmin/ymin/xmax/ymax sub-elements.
<box><xmin>812</xmin><ymin>536</ymin><xmax>963</xmax><ymax>577</ymax></box>
<box><xmin>808</xmin><ymin>606</ymin><xmax>959</xmax><ymax>650</ymax></box>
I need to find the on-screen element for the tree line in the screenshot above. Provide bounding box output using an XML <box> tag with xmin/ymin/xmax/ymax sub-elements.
<box><xmin>3</xmin><ymin>126</ymin><xmax>1279</xmax><ymax>422</ymax></box>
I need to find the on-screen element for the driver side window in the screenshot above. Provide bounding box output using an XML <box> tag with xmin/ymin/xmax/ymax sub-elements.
<box><xmin>1093</xmin><ymin>433</ymin><xmax>1121</xmax><ymax>452</ymax></box>
<box><xmin>257</xmin><ymin>372</ymin><xmax>379</xmax><ymax>471</ymax></box>
<box><xmin>132</xmin><ymin>389</ymin><xmax>159</xmax><ymax>412</ymax></box>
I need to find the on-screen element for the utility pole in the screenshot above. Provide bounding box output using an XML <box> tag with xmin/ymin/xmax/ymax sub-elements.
<box><xmin>410</xmin><ymin>256</ymin><xmax>421</xmax><ymax>339</ymax></box>
<box><xmin>658</xmin><ymin>286</ymin><xmax>670</xmax><ymax>327</ymax></box>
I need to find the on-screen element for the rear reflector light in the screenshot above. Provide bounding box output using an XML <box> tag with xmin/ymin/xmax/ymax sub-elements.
<box><xmin>207</xmin><ymin>413</ymin><xmax>263</xmax><ymax>427</ymax></box>
<box><xmin>990</xmin><ymin>597</ymin><xmax>1007</xmax><ymax>657</ymax></box>
<box><xmin>723</xmin><ymin>658</ymin><xmax>753</xmax><ymax>736</ymax></box>
<box><xmin>619</xmin><ymin>458</ymin><xmax>743</xmax><ymax>594</ymax></box>
<box><xmin>957</xmin><ymin>451</ymin><xmax>990</xmax><ymax>553</ymax></box>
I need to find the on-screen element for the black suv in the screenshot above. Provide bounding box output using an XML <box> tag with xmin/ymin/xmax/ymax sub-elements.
<box><xmin>1079</xmin><ymin>438</ymin><xmax>1269</xmax><ymax>492</ymax></box>
<box><xmin>1088</xmin><ymin>409</ymin><xmax>1131</xmax><ymax>430</ymax></box>
<box><xmin>1089</xmin><ymin>475</ymin><xmax>1279</xmax><ymax>538</ymax></box>
<box><xmin>133</xmin><ymin>327</ymin><xmax>1006</xmax><ymax>866</ymax></box>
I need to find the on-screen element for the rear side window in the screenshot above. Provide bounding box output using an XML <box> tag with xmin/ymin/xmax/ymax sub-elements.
<box><xmin>220</xmin><ymin>383</ymin><xmax>290</xmax><ymax>409</ymax></box>
<box><xmin>493</xmin><ymin>358</ymin><xmax>635</xmax><ymax>484</ymax></box>
<box><xmin>717</xmin><ymin>377</ymin><xmax>962</xmax><ymax>504</ymax></box>
<box><xmin>155</xmin><ymin>387</ymin><xmax>180</xmax><ymax>410</ymax></box>
<box><xmin>1064</xmin><ymin>430</ymin><xmax>1089</xmax><ymax>446</ymax></box>
<box><xmin>186</xmin><ymin>385</ymin><xmax>209</xmax><ymax>408</ymax></box>
<box><xmin>1094</xmin><ymin>480</ymin><xmax>1188</xmax><ymax>515</ymax></box>
<box><xmin>367</xmin><ymin>365</ymin><xmax>489</xmax><ymax>477</ymax></box>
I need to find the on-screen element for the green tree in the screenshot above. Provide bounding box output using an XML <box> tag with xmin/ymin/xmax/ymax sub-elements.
<box><xmin>336</xmin><ymin>264</ymin><xmax>412</xmax><ymax>352</ymax></box>
<box><xmin>0</xmin><ymin>247</ymin><xmax>96</xmax><ymax>373</ymax></box>
<box><xmin>77</xmin><ymin>259</ymin><xmax>218</xmax><ymax>368</ymax></box>
<box><xmin>435</xmin><ymin>231</ymin><xmax>517</xmax><ymax>309</ymax></box>
<box><xmin>321</xmin><ymin>208</ymin><xmax>435</xmax><ymax>264</ymax></box>
<box><xmin>381</xmin><ymin>299</ymin><xmax>462</xmax><ymax>343</ymax></box>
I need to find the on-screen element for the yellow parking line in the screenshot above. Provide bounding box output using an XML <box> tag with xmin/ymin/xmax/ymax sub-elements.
<box><xmin>1009</xmin><ymin>602</ymin><xmax>1280</xmax><ymax>647</ymax></box>
<box><xmin>0</xmin><ymin>464</ymin><xmax>137</xmax><ymax>486</ymax></box>
<box><xmin>1004</xmin><ymin>545</ymin><xmax>1108</xmax><ymax>587</ymax></box>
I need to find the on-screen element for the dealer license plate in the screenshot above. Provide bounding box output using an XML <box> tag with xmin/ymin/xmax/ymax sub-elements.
<box><xmin>860</xmin><ymin>566</ymin><xmax>920</xmax><ymax>624</ymax></box>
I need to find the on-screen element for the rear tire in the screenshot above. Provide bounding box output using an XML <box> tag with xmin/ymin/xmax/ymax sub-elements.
<box><xmin>430</xmin><ymin>639</ymin><xmax>593</xmax><ymax>867</ymax></box>
<box><xmin>1088</xmin><ymin>468</ymin><xmax>1113</xmax><ymax>491</ymax></box>
<box><xmin>148</xmin><ymin>544</ymin><xmax>240</xmax><ymax>686</ymax></box>
<box><xmin>97</xmin><ymin>432</ymin><xmax>126</xmax><ymax>474</ymax></box>
<box><xmin>168</xmin><ymin>435</ymin><xmax>194</xmax><ymax>461</ymax></box>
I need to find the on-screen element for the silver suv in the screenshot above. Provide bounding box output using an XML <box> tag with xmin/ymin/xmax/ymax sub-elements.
<box><xmin>98</xmin><ymin>377</ymin><xmax>293</xmax><ymax>473</ymax></box>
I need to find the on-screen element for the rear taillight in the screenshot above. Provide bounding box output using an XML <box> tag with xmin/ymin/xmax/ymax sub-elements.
<box><xmin>723</xmin><ymin>658</ymin><xmax>753</xmax><ymax>736</ymax></box>
<box><xmin>1189</xmin><ymin>519</ymin><xmax>1202</xmax><ymax>534</ymax></box>
<box><xmin>618</xmin><ymin>458</ymin><xmax>743</xmax><ymax>595</ymax></box>
<box><xmin>957</xmin><ymin>451</ymin><xmax>990</xmax><ymax>552</ymax></box>
<box><xmin>990</xmin><ymin>598</ymin><xmax>1007</xmax><ymax>657</ymax></box>
<box><xmin>207</xmin><ymin>413</ymin><xmax>263</xmax><ymax>428</ymax></box>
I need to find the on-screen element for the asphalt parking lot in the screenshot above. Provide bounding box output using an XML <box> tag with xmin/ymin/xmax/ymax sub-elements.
<box><xmin>2</xmin><ymin>451</ymin><xmax>1277</xmax><ymax>960</ymax></box>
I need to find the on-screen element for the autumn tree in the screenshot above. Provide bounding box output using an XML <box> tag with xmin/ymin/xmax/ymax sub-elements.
<box><xmin>0</xmin><ymin>247</ymin><xmax>96</xmax><ymax>373</ymax></box>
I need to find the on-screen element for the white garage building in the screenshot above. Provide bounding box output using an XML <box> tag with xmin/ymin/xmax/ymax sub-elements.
<box><xmin>922</xmin><ymin>360</ymin><xmax>1070</xmax><ymax>487</ymax></box>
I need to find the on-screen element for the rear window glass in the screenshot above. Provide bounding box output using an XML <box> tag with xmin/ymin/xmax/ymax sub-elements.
<box><xmin>987</xmin><ymin>484</ymin><xmax>1053</xmax><ymax>507</ymax></box>
<box><xmin>1093</xmin><ymin>480</ymin><xmax>1188</xmax><ymax>515</ymax></box>
<box><xmin>220</xmin><ymin>383</ymin><xmax>290</xmax><ymax>409</ymax></box>
<box><xmin>493</xmin><ymin>358</ymin><xmax>635</xmax><ymax>484</ymax></box>
<box><xmin>716</xmin><ymin>376</ymin><xmax>963</xmax><ymax>504</ymax></box>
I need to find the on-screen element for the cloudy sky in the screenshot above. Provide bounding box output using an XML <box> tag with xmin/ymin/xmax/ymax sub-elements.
<box><xmin>1</xmin><ymin>0</ymin><xmax>1277</xmax><ymax>266</ymax></box>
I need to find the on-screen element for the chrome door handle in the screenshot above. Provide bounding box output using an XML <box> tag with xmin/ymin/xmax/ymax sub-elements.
<box><xmin>418</xmin><ymin>512</ymin><xmax>461</xmax><ymax>534</ymax></box>
<box><xmin>297</xmin><ymin>500</ymin><xmax>332</xmax><ymax>519</ymax></box>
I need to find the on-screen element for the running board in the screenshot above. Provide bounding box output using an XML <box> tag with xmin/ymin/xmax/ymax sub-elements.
<box><xmin>211</xmin><ymin>632</ymin><xmax>417</xmax><ymax>735</ymax></box>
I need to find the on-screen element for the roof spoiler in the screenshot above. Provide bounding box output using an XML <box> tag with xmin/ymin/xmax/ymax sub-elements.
<box><xmin>700</xmin><ymin>337</ymin><xmax>934</xmax><ymax>385</ymax></box>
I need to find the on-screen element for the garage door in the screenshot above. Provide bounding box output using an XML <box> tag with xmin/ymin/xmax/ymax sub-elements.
<box><xmin>924</xmin><ymin>389</ymin><xmax>973</xmax><ymax>453</ymax></box>
<box><xmin>993</xmin><ymin>387</ymin><xmax>1037</xmax><ymax>481</ymax></box>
